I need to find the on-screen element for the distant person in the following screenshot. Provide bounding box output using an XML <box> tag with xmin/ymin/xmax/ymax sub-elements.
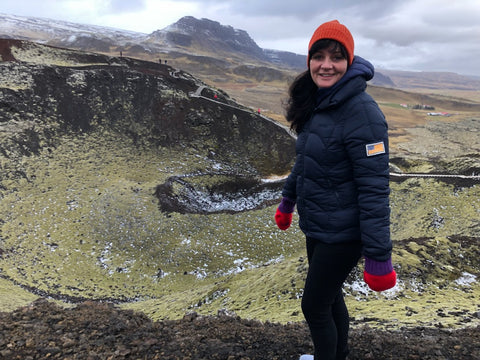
<box><xmin>274</xmin><ymin>20</ymin><xmax>396</xmax><ymax>360</ymax></box>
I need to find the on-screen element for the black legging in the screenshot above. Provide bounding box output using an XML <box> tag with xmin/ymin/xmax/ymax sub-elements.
<box><xmin>301</xmin><ymin>238</ymin><xmax>362</xmax><ymax>360</ymax></box>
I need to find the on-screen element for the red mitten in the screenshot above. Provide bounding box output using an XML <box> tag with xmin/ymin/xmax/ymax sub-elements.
<box><xmin>274</xmin><ymin>197</ymin><xmax>295</xmax><ymax>230</ymax></box>
<box><xmin>275</xmin><ymin>209</ymin><xmax>293</xmax><ymax>230</ymax></box>
<box><xmin>364</xmin><ymin>257</ymin><xmax>397</xmax><ymax>292</ymax></box>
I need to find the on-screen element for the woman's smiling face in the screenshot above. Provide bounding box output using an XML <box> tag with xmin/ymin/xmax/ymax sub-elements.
<box><xmin>309</xmin><ymin>46</ymin><xmax>348</xmax><ymax>88</ymax></box>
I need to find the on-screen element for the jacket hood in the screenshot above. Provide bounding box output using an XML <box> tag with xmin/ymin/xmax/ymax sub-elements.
<box><xmin>315</xmin><ymin>55</ymin><xmax>374</xmax><ymax>109</ymax></box>
<box><xmin>346</xmin><ymin>55</ymin><xmax>374</xmax><ymax>81</ymax></box>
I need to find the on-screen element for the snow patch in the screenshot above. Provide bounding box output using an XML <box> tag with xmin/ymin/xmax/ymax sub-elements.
<box><xmin>455</xmin><ymin>272</ymin><xmax>477</xmax><ymax>286</ymax></box>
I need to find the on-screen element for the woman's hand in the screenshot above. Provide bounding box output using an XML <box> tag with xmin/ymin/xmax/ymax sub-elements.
<box><xmin>274</xmin><ymin>197</ymin><xmax>296</xmax><ymax>230</ymax></box>
<box><xmin>363</xmin><ymin>257</ymin><xmax>397</xmax><ymax>291</ymax></box>
<box><xmin>275</xmin><ymin>209</ymin><xmax>293</xmax><ymax>230</ymax></box>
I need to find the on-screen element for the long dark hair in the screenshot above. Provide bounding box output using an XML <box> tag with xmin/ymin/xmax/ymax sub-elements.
<box><xmin>284</xmin><ymin>39</ymin><xmax>348</xmax><ymax>134</ymax></box>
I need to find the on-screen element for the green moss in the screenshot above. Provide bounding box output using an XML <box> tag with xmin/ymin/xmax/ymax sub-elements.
<box><xmin>0</xmin><ymin>130</ymin><xmax>304</xmax><ymax>300</ymax></box>
<box><xmin>123</xmin><ymin>254</ymin><xmax>307</xmax><ymax>323</ymax></box>
<box><xmin>390</xmin><ymin>179</ymin><xmax>480</xmax><ymax>240</ymax></box>
<box><xmin>0</xmin><ymin>278</ymin><xmax>38</xmax><ymax>311</ymax></box>
<box><xmin>1</xmin><ymin>130</ymin><xmax>479</xmax><ymax>329</ymax></box>
<box><xmin>10</xmin><ymin>43</ymin><xmax>105</xmax><ymax>67</ymax></box>
<box><xmin>347</xmin><ymin>284</ymin><xmax>480</xmax><ymax>328</ymax></box>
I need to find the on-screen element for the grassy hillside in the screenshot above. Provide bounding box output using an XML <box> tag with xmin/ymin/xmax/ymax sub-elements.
<box><xmin>0</xmin><ymin>41</ymin><xmax>479</xmax><ymax>330</ymax></box>
<box><xmin>0</xmin><ymin>129</ymin><xmax>478</xmax><ymax>328</ymax></box>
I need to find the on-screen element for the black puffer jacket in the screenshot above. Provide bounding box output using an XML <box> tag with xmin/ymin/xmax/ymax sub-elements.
<box><xmin>282</xmin><ymin>56</ymin><xmax>392</xmax><ymax>261</ymax></box>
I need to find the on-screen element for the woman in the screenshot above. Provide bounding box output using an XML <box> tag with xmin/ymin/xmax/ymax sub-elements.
<box><xmin>275</xmin><ymin>20</ymin><xmax>396</xmax><ymax>360</ymax></box>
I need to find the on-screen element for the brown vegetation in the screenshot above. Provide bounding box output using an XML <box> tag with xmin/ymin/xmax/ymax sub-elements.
<box><xmin>1</xmin><ymin>36</ymin><xmax>479</xmax><ymax>360</ymax></box>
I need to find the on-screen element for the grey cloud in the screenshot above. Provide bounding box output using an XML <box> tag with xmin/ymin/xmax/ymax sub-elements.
<box><xmin>106</xmin><ymin>0</ymin><xmax>147</xmax><ymax>14</ymax></box>
<box><xmin>359</xmin><ymin>7</ymin><xmax>480</xmax><ymax>48</ymax></box>
<box><xmin>182</xmin><ymin>0</ymin><xmax>405</xmax><ymax>20</ymax></box>
<box><xmin>3</xmin><ymin>0</ymin><xmax>480</xmax><ymax>76</ymax></box>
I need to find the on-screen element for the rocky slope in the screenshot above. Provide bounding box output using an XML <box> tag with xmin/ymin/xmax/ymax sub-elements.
<box><xmin>0</xmin><ymin>39</ymin><xmax>294</xmax><ymax>174</ymax></box>
<box><xmin>0</xmin><ymin>38</ymin><xmax>479</xmax><ymax>359</ymax></box>
<box><xmin>0</xmin><ymin>38</ymin><xmax>299</xmax><ymax>303</ymax></box>
<box><xmin>1</xmin><ymin>299</ymin><xmax>478</xmax><ymax>360</ymax></box>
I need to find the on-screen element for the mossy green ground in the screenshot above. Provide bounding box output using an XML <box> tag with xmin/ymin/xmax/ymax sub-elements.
<box><xmin>1</xmin><ymin>130</ymin><xmax>479</xmax><ymax>329</ymax></box>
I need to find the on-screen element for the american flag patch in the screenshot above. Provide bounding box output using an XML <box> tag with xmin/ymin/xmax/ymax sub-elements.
<box><xmin>366</xmin><ymin>141</ymin><xmax>385</xmax><ymax>156</ymax></box>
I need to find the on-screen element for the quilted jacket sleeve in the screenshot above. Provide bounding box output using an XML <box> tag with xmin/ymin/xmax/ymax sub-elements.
<box><xmin>282</xmin><ymin>153</ymin><xmax>299</xmax><ymax>201</ymax></box>
<box><xmin>342</xmin><ymin>93</ymin><xmax>392</xmax><ymax>261</ymax></box>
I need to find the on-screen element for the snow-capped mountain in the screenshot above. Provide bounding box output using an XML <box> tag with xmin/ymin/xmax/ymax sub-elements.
<box><xmin>0</xmin><ymin>13</ymin><xmax>306</xmax><ymax>69</ymax></box>
<box><xmin>148</xmin><ymin>16</ymin><xmax>266</xmax><ymax>59</ymax></box>
<box><xmin>0</xmin><ymin>13</ymin><xmax>147</xmax><ymax>44</ymax></box>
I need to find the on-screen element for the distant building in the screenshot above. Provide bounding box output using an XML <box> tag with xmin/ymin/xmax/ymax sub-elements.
<box><xmin>427</xmin><ymin>112</ymin><xmax>452</xmax><ymax>117</ymax></box>
<box><xmin>413</xmin><ymin>104</ymin><xmax>435</xmax><ymax>110</ymax></box>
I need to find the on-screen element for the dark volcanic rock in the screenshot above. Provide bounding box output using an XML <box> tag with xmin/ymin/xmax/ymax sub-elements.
<box><xmin>0</xmin><ymin>299</ymin><xmax>478</xmax><ymax>360</ymax></box>
<box><xmin>154</xmin><ymin>174</ymin><xmax>285</xmax><ymax>214</ymax></box>
<box><xmin>0</xmin><ymin>39</ymin><xmax>295</xmax><ymax>178</ymax></box>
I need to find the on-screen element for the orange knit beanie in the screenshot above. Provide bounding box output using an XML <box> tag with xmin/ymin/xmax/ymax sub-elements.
<box><xmin>307</xmin><ymin>20</ymin><xmax>354</xmax><ymax>66</ymax></box>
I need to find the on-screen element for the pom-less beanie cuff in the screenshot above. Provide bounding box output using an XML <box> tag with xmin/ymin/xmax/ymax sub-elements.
<box><xmin>307</xmin><ymin>20</ymin><xmax>354</xmax><ymax>66</ymax></box>
<box><xmin>364</xmin><ymin>257</ymin><xmax>393</xmax><ymax>276</ymax></box>
<box><xmin>278</xmin><ymin>197</ymin><xmax>296</xmax><ymax>213</ymax></box>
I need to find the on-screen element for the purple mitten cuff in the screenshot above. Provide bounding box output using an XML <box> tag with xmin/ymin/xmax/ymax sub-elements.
<box><xmin>278</xmin><ymin>197</ymin><xmax>296</xmax><ymax>213</ymax></box>
<box><xmin>365</xmin><ymin>257</ymin><xmax>393</xmax><ymax>276</ymax></box>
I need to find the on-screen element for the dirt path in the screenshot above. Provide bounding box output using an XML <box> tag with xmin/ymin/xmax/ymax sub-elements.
<box><xmin>0</xmin><ymin>299</ymin><xmax>478</xmax><ymax>360</ymax></box>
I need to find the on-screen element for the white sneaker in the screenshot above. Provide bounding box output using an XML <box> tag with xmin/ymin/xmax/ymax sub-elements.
<box><xmin>299</xmin><ymin>355</ymin><xmax>314</xmax><ymax>360</ymax></box>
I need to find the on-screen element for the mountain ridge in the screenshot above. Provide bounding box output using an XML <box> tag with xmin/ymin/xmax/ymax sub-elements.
<box><xmin>0</xmin><ymin>13</ymin><xmax>303</xmax><ymax>68</ymax></box>
<box><xmin>0</xmin><ymin>27</ymin><xmax>479</xmax><ymax>360</ymax></box>
<box><xmin>2</xmin><ymin>12</ymin><xmax>480</xmax><ymax>90</ymax></box>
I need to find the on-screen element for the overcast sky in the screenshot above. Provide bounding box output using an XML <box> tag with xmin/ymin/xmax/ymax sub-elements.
<box><xmin>2</xmin><ymin>0</ymin><xmax>480</xmax><ymax>76</ymax></box>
